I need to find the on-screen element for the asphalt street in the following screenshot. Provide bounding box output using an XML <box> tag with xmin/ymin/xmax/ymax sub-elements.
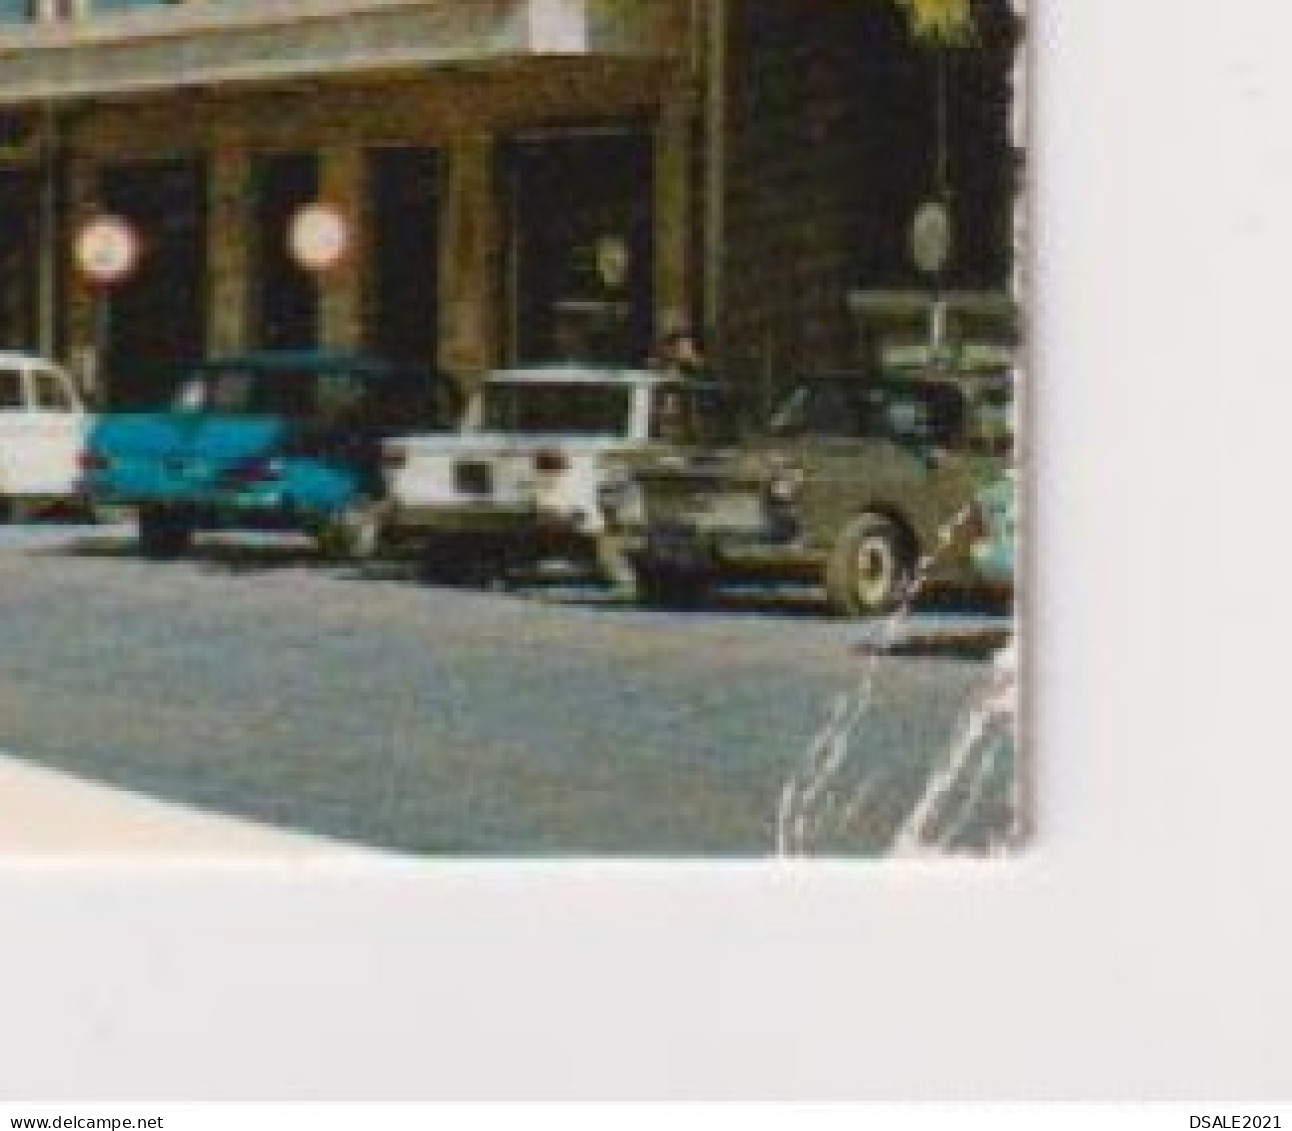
<box><xmin>0</xmin><ymin>522</ymin><xmax>1017</xmax><ymax>855</ymax></box>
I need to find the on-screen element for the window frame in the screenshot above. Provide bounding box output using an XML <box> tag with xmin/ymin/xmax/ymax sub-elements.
<box><xmin>0</xmin><ymin>368</ymin><xmax>26</xmax><ymax>411</ymax></box>
<box><xmin>30</xmin><ymin>367</ymin><xmax>75</xmax><ymax>412</ymax></box>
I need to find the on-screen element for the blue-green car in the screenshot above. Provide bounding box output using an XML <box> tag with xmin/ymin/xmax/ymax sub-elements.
<box><xmin>80</xmin><ymin>351</ymin><xmax>442</xmax><ymax>558</ymax></box>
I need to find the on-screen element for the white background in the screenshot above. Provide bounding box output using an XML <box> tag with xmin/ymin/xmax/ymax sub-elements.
<box><xmin>3</xmin><ymin>0</ymin><xmax>1291</xmax><ymax>1100</ymax></box>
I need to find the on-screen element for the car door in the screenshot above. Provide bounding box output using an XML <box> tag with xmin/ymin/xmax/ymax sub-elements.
<box><xmin>0</xmin><ymin>364</ymin><xmax>31</xmax><ymax>499</ymax></box>
<box><xmin>20</xmin><ymin>364</ymin><xmax>87</xmax><ymax>499</ymax></box>
<box><xmin>790</xmin><ymin>378</ymin><xmax>985</xmax><ymax>553</ymax></box>
<box><xmin>769</xmin><ymin>379</ymin><xmax>926</xmax><ymax>548</ymax></box>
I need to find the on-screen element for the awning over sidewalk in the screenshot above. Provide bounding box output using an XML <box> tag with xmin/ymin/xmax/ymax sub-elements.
<box><xmin>0</xmin><ymin>0</ymin><xmax>687</xmax><ymax>106</ymax></box>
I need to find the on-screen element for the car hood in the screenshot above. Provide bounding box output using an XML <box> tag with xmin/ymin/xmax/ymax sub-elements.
<box><xmin>614</xmin><ymin>441</ymin><xmax>791</xmax><ymax>487</ymax></box>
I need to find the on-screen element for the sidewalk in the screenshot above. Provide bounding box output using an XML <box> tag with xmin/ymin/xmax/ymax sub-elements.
<box><xmin>0</xmin><ymin>752</ymin><xmax>370</xmax><ymax>857</ymax></box>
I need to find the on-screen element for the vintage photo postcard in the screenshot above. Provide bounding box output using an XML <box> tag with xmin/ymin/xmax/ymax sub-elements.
<box><xmin>0</xmin><ymin>0</ymin><xmax>1024</xmax><ymax>857</ymax></box>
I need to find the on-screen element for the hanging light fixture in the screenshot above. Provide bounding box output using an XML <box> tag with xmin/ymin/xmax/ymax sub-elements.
<box><xmin>894</xmin><ymin>0</ymin><xmax>975</xmax><ymax>46</ymax></box>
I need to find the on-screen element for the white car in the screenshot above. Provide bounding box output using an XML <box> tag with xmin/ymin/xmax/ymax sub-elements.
<box><xmin>0</xmin><ymin>353</ymin><xmax>90</xmax><ymax>521</ymax></box>
<box><xmin>381</xmin><ymin>365</ymin><xmax>731</xmax><ymax>581</ymax></box>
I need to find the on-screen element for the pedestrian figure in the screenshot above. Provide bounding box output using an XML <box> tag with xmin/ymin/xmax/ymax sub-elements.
<box><xmin>650</xmin><ymin>325</ymin><xmax>705</xmax><ymax>378</ymax></box>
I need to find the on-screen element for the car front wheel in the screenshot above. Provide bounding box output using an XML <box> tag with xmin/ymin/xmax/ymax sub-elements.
<box><xmin>317</xmin><ymin>501</ymin><xmax>384</xmax><ymax>562</ymax></box>
<box><xmin>824</xmin><ymin>513</ymin><xmax>913</xmax><ymax>618</ymax></box>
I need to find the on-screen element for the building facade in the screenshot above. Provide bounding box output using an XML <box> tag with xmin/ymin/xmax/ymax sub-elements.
<box><xmin>0</xmin><ymin>0</ymin><xmax>1021</xmax><ymax>407</ymax></box>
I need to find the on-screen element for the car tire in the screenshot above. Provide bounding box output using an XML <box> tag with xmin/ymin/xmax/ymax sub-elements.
<box><xmin>137</xmin><ymin>507</ymin><xmax>194</xmax><ymax>559</ymax></box>
<box><xmin>317</xmin><ymin>501</ymin><xmax>384</xmax><ymax>562</ymax></box>
<box><xmin>824</xmin><ymin>513</ymin><xmax>913</xmax><ymax>618</ymax></box>
<box><xmin>635</xmin><ymin>562</ymin><xmax>708</xmax><ymax>609</ymax></box>
<box><xmin>419</xmin><ymin>536</ymin><xmax>480</xmax><ymax>586</ymax></box>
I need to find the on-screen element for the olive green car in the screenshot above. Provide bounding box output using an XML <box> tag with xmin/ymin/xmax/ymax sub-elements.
<box><xmin>603</xmin><ymin>370</ymin><xmax>1014</xmax><ymax>616</ymax></box>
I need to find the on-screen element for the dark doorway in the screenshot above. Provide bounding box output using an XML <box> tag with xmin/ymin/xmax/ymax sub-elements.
<box><xmin>506</xmin><ymin>127</ymin><xmax>654</xmax><ymax>367</ymax></box>
<box><xmin>253</xmin><ymin>152</ymin><xmax>319</xmax><ymax>351</ymax></box>
<box><xmin>0</xmin><ymin>171</ymin><xmax>39</xmax><ymax>352</ymax></box>
<box><xmin>369</xmin><ymin>146</ymin><xmax>439</xmax><ymax>370</ymax></box>
<box><xmin>99</xmin><ymin>159</ymin><xmax>206</xmax><ymax>407</ymax></box>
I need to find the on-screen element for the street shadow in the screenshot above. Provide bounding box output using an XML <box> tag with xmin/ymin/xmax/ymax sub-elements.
<box><xmin>515</xmin><ymin>572</ymin><xmax>1011</xmax><ymax>626</ymax></box>
<box><xmin>852</xmin><ymin>626</ymin><xmax>1013</xmax><ymax>661</ymax></box>
<box><xmin>502</xmin><ymin>569</ymin><xmax>830</xmax><ymax>621</ymax></box>
<box><xmin>26</xmin><ymin>531</ymin><xmax>135</xmax><ymax>559</ymax></box>
<box><xmin>33</xmin><ymin>529</ymin><xmax>344</xmax><ymax>575</ymax></box>
<box><xmin>31</xmin><ymin>532</ymin><xmax>1014</xmax><ymax>631</ymax></box>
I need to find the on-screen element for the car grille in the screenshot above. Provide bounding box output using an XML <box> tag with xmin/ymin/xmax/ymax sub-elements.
<box><xmin>637</xmin><ymin>473</ymin><xmax>724</xmax><ymax>519</ymax></box>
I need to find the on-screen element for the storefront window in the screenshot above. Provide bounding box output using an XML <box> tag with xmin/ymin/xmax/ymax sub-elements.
<box><xmin>0</xmin><ymin>172</ymin><xmax>39</xmax><ymax>351</ymax></box>
<box><xmin>506</xmin><ymin>129</ymin><xmax>654</xmax><ymax>368</ymax></box>
<box><xmin>98</xmin><ymin>160</ymin><xmax>207</xmax><ymax>407</ymax></box>
<box><xmin>369</xmin><ymin>147</ymin><xmax>440</xmax><ymax>369</ymax></box>
<box><xmin>252</xmin><ymin>153</ymin><xmax>320</xmax><ymax>352</ymax></box>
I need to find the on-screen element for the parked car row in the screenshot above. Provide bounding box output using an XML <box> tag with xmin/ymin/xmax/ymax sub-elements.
<box><xmin>3</xmin><ymin>347</ymin><xmax>1016</xmax><ymax>617</ymax></box>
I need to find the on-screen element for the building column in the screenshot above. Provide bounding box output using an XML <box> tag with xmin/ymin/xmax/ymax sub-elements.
<box><xmin>206</xmin><ymin>146</ymin><xmax>253</xmax><ymax>356</ymax></box>
<box><xmin>33</xmin><ymin>114</ymin><xmax>59</xmax><ymax>359</ymax></box>
<box><xmin>654</xmin><ymin>89</ymin><xmax>695</xmax><ymax>342</ymax></box>
<box><xmin>702</xmin><ymin>0</ymin><xmax>727</xmax><ymax>360</ymax></box>
<box><xmin>63</xmin><ymin>155</ymin><xmax>98</xmax><ymax>394</ymax></box>
<box><xmin>438</xmin><ymin>132</ymin><xmax>502</xmax><ymax>392</ymax></box>
<box><xmin>318</xmin><ymin>145</ymin><xmax>369</xmax><ymax>351</ymax></box>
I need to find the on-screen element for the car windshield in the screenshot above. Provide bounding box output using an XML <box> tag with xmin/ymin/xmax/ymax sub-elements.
<box><xmin>649</xmin><ymin>385</ymin><xmax>741</xmax><ymax>445</ymax></box>
<box><xmin>769</xmin><ymin>378</ymin><xmax>966</xmax><ymax>446</ymax></box>
<box><xmin>479</xmin><ymin>381</ymin><xmax>633</xmax><ymax>437</ymax></box>
<box><xmin>172</xmin><ymin>366</ymin><xmax>376</xmax><ymax>423</ymax></box>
